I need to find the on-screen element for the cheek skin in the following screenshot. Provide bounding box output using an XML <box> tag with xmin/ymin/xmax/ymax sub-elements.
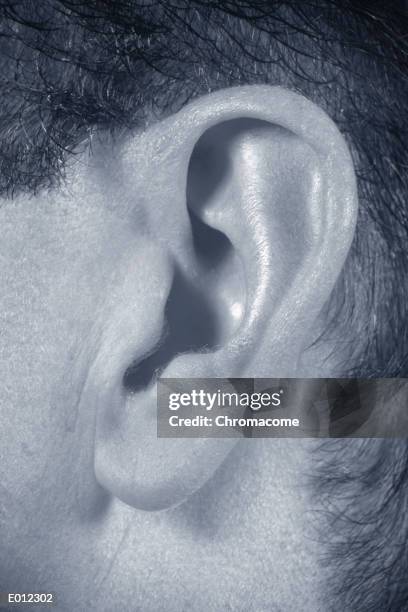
<box><xmin>0</xmin><ymin>173</ymin><xmax>147</xmax><ymax>550</ymax></box>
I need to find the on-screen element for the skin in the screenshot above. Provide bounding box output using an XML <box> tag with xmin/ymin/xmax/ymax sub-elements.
<box><xmin>0</xmin><ymin>87</ymin><xmax>357</xmax><ymax>610</ymax></box>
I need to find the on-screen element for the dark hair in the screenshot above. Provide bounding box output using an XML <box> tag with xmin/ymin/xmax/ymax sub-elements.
<box><xmin>0</xmin><ymin>0</ymin><xmax>407</xmax><ymax>379</ymax></box>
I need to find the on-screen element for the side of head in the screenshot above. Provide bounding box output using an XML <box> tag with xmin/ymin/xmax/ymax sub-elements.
<box><xmin>0</xmin><ymin>2</ymin><xmax>407</xmax><ymax>610</ymax></box>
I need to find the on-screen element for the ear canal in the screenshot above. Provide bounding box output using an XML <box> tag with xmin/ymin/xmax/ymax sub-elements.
<box><xmin>122</xmin><ymin>263</ymin><xmax>223</xmax><ymax>393</ymax></box>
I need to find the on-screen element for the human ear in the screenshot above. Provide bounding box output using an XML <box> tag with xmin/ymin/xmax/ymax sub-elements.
<box><xmin>89</xmin><ymin>86</ymin><xmax>357</xmax><ymax>510</ymax></box>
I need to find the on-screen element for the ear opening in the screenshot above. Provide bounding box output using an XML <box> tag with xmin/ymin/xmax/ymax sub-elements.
<box><xmin>122</xmin><ymin>264</ymin><xmax>221</xmax><ymax>393</ymax></box>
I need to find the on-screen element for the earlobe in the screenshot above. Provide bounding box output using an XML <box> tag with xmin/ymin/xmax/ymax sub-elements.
<box><xmin>91</xmin><ymin>85</ymin><xmax>358</xmax><ymax>511</ymax></box>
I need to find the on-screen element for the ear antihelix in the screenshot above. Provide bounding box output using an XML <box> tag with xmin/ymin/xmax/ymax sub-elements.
<box><xmin>183</xmin><ymin>116</ymin><xmax>317</xmax><ymax>374</ymax></box>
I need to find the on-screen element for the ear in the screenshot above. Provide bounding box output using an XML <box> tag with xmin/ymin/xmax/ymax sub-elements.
<box><xmin>88</xmin><ymin>86</ymin><xmax>358</xmax><ymax>511</ymax></box>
